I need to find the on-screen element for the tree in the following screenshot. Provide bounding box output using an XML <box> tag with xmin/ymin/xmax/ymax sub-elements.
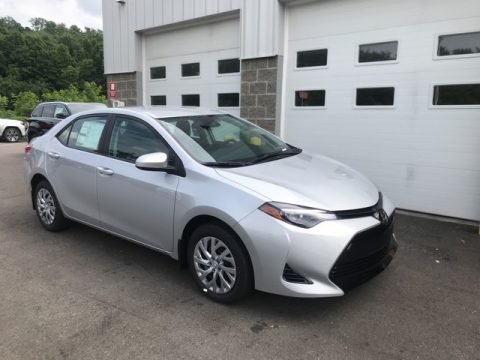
<box><xmin>0</xmin><ymin>16</ymin><xmax>106</xmax><ymax>114</ymax></box>
<box><xmin>13</xmin><ymin>91</ymin><xmax>39</xmax><ymax>117</ymax></box>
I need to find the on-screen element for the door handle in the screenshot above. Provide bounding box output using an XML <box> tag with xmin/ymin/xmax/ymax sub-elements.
<box><xmin>47</xmin><ymin>152</ymin><xmax>60</xmax><ymax>159</ymax></box>
<box><xmin>96</xmin><ymin>167</ymin><xmax>114</xmax><ymax>176</ymax></box>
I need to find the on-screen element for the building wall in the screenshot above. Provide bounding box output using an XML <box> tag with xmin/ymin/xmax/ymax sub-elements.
<box><xmin>106</xmin><ymin>73</ymin><xmax>138</xmax><ymax>106</ymax></box>
<box><xmin>240</xmin><ymin>56</ymin><xmax>281</xmax><ymax>132</ymax></box>
<box><xmin>102</xmin><ymin>0</ymin><xmax>284</xmax><ymax>74</ymax></box>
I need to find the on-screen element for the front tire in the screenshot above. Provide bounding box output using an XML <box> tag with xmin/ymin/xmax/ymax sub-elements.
<box><xmin>187</xmin><ymin>224</ymin><xmax>253</xmax><ymax>303</ymax></box>
<box><xmin>3</xmin><ymin>127</ymin><xmax>21</xmax><ymax>142</ymax></box>
<box><xmin>34</xmin><ymin>181</ymin><xmax>69</xmax><ymax>231</ymax></box>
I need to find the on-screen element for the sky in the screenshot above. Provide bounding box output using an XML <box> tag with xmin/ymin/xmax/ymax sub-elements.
<box><xmin>0</xmin><ymin>0</ymin><xmax>103</xmax><ymax>30</ymax></box>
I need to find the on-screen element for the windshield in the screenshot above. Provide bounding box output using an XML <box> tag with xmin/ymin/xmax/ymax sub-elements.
<box><xmin>158</xmin><ymin>114</ymin><xmax>301</xmax><ymax>167</ymax></box>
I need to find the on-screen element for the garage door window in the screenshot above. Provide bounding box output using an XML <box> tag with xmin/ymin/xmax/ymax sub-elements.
<box><xmin>182</xmin><ymin>63</ymin><xmax>200</xmax><ymax>77</ymax></box>
<box><xmin>437</xmin><ymin>31</ymin><xmax>480</xmax><ymax>57</ymax></box>
<box><xmin>294</xmin><ymin>90</ymin><xmax>326</xmax><ymax>107</ymax></box>
<box><xmin>218</xmin><ymin>58</ymin><xmax>240</xmax><ymax>74</ymax></box>
<box><xmin>358</xmin><ymin>41</ymin><xmax>398</xmax><ymax>63</ymax></box>
<box><xmin>356</xmin><ymin>87</ymin><xmax>395</xmax><ymax>106</ymax></box>
<box><xmin>432</xmin><ymin>84</ymin><xmax>480</xmax><ymax>106</ymax></box>
<box><xmin>218</xmin><ymin>93</ymin><xmax>239</xmax><ymax>107</ymax></box>
<box><xmin>296</xmin><ymin>49</ymin><xmax>328</xmax><ymax>68</ymax></box>
<box><xmin>182</xmin><ymin>94</ymin><xmax>200</xmax><ymax>107</ymax></box>
<box><xmin>151</xmin><ymin>95</ymin><xmax>166</xmax><ymax>106</ymax></box>
<box><xmin>150</xmin><ymin>66</ymin><xmax>166</xmax><ymax>79</ymax></box>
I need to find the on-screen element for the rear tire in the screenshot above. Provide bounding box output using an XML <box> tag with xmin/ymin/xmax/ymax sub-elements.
<box><xmin>187</xmin><ymin>224</ymin><xmax>253</xmax><ymax>303</ymax></box>
<box><xmin>3</xmin><ymin>127</ymin><xmax>21</xmax><ymax>142</ymax></box>
<box><xmin>34</xmin><ymin>181</ymin><xmax>69</xmax><ymax>231</ymax></box>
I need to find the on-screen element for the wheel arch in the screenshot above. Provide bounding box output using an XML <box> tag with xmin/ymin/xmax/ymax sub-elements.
<box><xmin>30</xmin><ymin>174</ymin><xmax>49</xmax><ymax>209</ymax></box>
<box><xmin>177</xmin><ymin>215</ymin><xmax>255</xmax><ymax>287</ymax></box>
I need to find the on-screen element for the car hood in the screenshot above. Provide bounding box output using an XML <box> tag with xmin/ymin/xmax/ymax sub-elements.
<box><xmin>0</xmin><ymin>119</ymin><xmax>24</xmax><ymax>128</ymax></box>
<box><xmin>216</xmin><ymin>151</ymin><xmax>379</xmax><ymax>211</ymax></box>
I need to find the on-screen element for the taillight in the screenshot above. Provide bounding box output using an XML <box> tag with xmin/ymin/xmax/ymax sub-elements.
<box><xmin>24</xmin><ymin>143</ymin><xmax>33</xmax><ymax>154</ymax></box>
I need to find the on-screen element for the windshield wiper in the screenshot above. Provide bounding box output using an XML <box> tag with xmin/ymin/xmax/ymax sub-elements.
<box><xmin>202</xmin><ymin>161</ymin><xmax>253</xmax><ymax>168</ymax></box>
<box><xmin>250</xmin><ymin>147</ymin><xmax>302</xmax><ymax>164</ymax></box>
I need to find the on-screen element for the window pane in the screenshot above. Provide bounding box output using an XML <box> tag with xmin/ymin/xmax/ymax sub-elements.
<box><xmin>54</xmin><ymin>105</ymin><xmax>68</xmax><ymax>118</ymax></box>
<box><xmin>356</xmin><ymin>87</ymin><xmax>395</xmax><ymax>106</ymax></box>
<box><xmin>57</xmin><ymin>125</ymin><xmax>72</xmax><ymax>145</ymax></box>
<box><xmin>297</xmin><ymin>49</ymin><xmax>328</xmax><ymax>67</ymax></box>
<box><xmin>433</xmin><ymin>84</ymin><xmax>480</xmax><ymax>105</ymax></box>
<box><xmin>150</xmin><ymin>66</ymin><xmax>166</xmax><ymax>79</ymax></box>
<box><xmin>109</xmin><ymin>117</ymin><xmax>168</xmax><ymax>162</ymax></box>
<box><xmin>218</xmin><ymin>93</ymin><xmax>239</xmax><ymax>107</ymax></box>
<box><xmin>359</xmin><ymin>41</ymin><xmax>398</xmax><ymax>62</ymax></box>
<box><xmin>182</xmin><ymin>94</ymin><xmax>200</xmax><ymax>107</ymax></box>
<box><xmin>31</xmin><ymin>105</ymin><xmax>42</xmax><ymax>117</ymax></box>
<box><xmin>438</xmin><ymin>31</ymin><xmax>480</xmax><ymax>56</ymax></box>
<box><xmin>295</xmin><ymin>90</ymin><xmax>326</xmax><ymax>107</ymax></box>
<box><xmin>151</xmin><ymin>95</ymin><xmax>166</xmax><ymax>106</ymax></box>
<box><xmin>42</xmin><ymin>105</ymin><xmax>55</xmax><ymax>118</ymax></box>
<box><xmin>182</xmin><ymin>63</ymin><xmax>200</xmax><ymax>77</ymax></box>
<box><xmin>68</xmin><ymin>116</ymin><xmax>107</xmax><ymax>151</ymax></box>
<box><xmin>218</xmin><ymin>58</ymin><xmax>240</xmax><ymax>74</ymax></box>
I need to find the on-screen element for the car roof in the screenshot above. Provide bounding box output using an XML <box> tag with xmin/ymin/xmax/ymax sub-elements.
<box><xmin>81</xmin><ymin>106</ymin><xmax>227</xmax><ymax>119</ymax></box>
<box><xmin>38</xmin><ymin>101</ymin><xmax>107</xmax><ymax>106</ymax></box>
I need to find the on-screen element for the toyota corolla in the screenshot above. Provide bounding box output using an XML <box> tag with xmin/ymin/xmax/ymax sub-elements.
<box><xmin>24</xmin><ymin>107</ymin><xmax>397</xmax><ymax>303</ymax></box>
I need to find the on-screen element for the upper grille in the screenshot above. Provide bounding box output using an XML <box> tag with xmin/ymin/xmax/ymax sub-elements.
<box><xmin>333</xmin><ymin>193</ymin><xmax>383</xmax><ymax>219</ymax></box>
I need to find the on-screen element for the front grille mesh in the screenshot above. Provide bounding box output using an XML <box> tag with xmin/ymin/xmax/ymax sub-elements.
<box><xmin>329</xmin><ymin>212</ymin><xmax>396</xmax><ymax>291</ymax></box>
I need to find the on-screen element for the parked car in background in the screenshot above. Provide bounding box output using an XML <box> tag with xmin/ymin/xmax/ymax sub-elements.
<box><xmin>24</xmin><ymin>107</ymin><xmax>397</xmax><ymax>303</ymax></box>
<box><xmin>26</xmin><ymin>102</ymin><xmax>107</xmax><ymax>142</ymax></box>
<box><xmin>0</xmin><ymin>119</ymin><xmax>26</xmax><ymax>142</ymax></box>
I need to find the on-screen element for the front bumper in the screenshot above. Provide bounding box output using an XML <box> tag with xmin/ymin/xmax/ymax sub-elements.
<box><xmin>233</xmin><ymin>197</ymin><xmax>397</xmax><ymax>298</ymax></box>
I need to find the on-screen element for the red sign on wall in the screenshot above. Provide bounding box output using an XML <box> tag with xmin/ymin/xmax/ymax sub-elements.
<box><xmin>108</xmin><ymin>81</ymin><xmax>117</xmax><ymax>99</ymax></box>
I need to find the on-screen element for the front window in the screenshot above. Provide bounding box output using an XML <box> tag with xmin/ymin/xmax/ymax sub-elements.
<box><xmin>159</xmin><ymin>115</ymin><xmax>301</xmax><ymax>167</ymax></box>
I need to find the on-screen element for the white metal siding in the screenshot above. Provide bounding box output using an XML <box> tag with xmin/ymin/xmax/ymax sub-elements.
<box><xmin>282</xmin><ymin>0</ymin><xmax>480</xmax><ymax>220</ymax></box>
<box><xmin>144</xmin><ymin>18</ymin><xmax>241</xmax><ymax>115</ymax></box>
<box><xmin>103</xmin><ymin>0</ymin><xmax>282</xmax><ymax>74</ymax></box>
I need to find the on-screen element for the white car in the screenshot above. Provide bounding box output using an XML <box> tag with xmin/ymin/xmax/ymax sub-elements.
<box><xmin>0</xmin><ymin>119</ymin><xmax>26</xmax><ymax>142</ymax></box>
<box><xmin>25</xmin><ymin>107</ymin><xmax>397</xmax><ymax>303</ymax></box>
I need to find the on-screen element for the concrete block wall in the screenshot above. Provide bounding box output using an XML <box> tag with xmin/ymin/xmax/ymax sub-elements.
<box><xmin>106</xmin><ymin>72</ymin><xmax>138</xmax><ymax>106</ymax></box>
<box><xmin>240</xmin><ymin>56</ymin><xmax>279</xmax><ymax>133</ymax></box>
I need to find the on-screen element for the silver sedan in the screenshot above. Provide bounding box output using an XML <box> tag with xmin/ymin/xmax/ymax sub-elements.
<box><xmin>24</xmin><ymin>107</ymin><xmax>397</xmax><ymax>303</ymax></box>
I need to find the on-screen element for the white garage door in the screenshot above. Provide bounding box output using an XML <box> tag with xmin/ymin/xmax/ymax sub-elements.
<box><xmin>282</xmin><ymin>0</ymin><xmax>480</xmax><ymax>221</ymax></box>
<box><xmin>144</xmin><ymin>17</ymin><xmax>240</xmax><ymax>116</ymax></box>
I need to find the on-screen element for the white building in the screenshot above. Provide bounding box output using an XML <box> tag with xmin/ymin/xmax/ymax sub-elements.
<box><xmin>102</xmin><ymin>0</ymin><xmax>480</xmax><ymax>221</ymax></box>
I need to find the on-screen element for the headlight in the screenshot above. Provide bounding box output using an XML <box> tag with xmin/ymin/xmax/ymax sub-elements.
<box><xmin>259</xmin><ymin>202</ymin><xmax>337</xmax><ymax>228</ymax></box>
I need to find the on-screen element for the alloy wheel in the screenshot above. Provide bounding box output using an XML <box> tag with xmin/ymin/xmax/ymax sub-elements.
<box><xmin>5</xmin><ymin>128</ymin><xmax>20</xmax><ymax>142</ymax></box>
<box><xmin>193</xmin><ymin>236</ymin><xmax>237</xmax><ymax>294</ymax></box>
<box><xmin>36</xmin><ymin>188</ymin><xmax>56</xmax><ymax>225</ymax></box>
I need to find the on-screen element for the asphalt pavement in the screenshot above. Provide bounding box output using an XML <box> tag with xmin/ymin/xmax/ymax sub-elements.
<box><xmin>0</xmin><ymin>141</ymin><xmax>479</xmax><ymax>360</ymax></box>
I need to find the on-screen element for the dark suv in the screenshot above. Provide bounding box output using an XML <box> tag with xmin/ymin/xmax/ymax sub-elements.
<box><xmin>26</xmin><ymin>102</ymin><xmax>107</xmax><ymax>142</ymax></box>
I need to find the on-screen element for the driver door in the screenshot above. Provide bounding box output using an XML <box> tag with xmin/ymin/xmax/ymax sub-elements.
<box><xmin>96</xmin><ymin>115</ymin><xmax>179</xmax><ymax>252</ymax></box>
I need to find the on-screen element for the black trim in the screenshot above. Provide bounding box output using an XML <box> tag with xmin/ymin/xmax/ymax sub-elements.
<box><xmin>329</xmin><ymin>212</ymin><xmax>397</xmax><ymax>291</ymax></box>
<box><xmin>283</xmin><ymin>264</ymin><xmax>313</xmax><ymax>284</ymax></box>
<box><xmin>334</xmin><ymin>193</ymin><xmax>383</xmax><ymax>219</ymax></box>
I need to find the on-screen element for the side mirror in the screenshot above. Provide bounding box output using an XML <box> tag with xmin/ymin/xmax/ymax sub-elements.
<box><xmin>135</xmin><ymin>152</ymin><xmax>168</xmax><ymax>171</ymax></box>
<box><xmin>55</xmin><ymin>113</ymin><xmax>67</xmax><ymax>119</ymax></box>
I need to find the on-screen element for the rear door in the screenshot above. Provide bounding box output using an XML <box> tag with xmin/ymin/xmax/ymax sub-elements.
<box><xmin>46</xmin><ymin>115</ymin><xmax>109</xmax><ymax>226</ymax></box>
<box><xmin>96</xmin><ymin>115</ymin><xmax>179</xmax><ymax>251</ymax></box>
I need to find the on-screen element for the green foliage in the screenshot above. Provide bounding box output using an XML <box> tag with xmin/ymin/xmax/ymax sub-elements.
<box><xmin>14</xmin><ymin>91</ymin><xmax>39</xmax><ymax>117</ymax></box>
<box><xmin>0</xmin><ymin>16</ymin><xmax>106</xmax><ymax>117</ymax></box>
<box><xmin>0</xmin><ymin>95</ymin><xmax>7</xmax><ymax>110</ymax></box>
<box><xmin>42</xmin><ymin>82</ymin><xmax>106</xmax><ymax>103</ymax></box>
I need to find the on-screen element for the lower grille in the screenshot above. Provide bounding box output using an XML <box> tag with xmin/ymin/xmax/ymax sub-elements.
<box><xmin>329</xmin><ymin>212</ymin><xmax>397</xmax><ymax>291</ymax></box>
<box><xmin>283</xmin><ymin>264</ymin><xmax>313</xmax><ymax>284</ymax></box>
